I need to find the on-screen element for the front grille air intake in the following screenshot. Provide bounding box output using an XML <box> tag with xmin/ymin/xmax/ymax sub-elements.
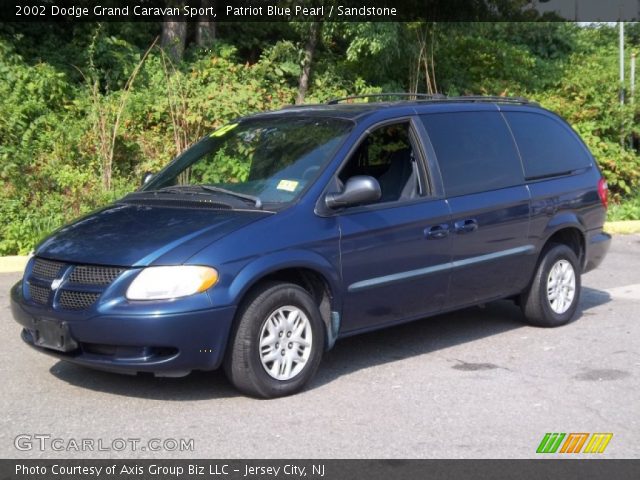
<box><xmin>69</xmin><ymin>266</ymin><xmax>124</xmax><ymax>285</ymax></box>
<box><xmin>28</xmin><ymin>284</ymin><xmax>51</xmax><ymax>305</ymax></box>
<box><xmin>32</xmin><ymin>258</ymin><xmax>65</xmax><ymax>280</ymax></box>
<box><xmin>59</xmin><ymin>290</ymin><xmax>101</xmax><ymax>310</ymax></box>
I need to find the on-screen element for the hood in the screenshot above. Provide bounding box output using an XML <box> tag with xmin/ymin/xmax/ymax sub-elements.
<box><xmin>36</xmin><ymin>203</ymin><xmax>268</xmax><ymax>267</ymax></box>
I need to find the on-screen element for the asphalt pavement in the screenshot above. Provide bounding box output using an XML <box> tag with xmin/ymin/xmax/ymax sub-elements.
<box><xmin>1</xmin><ymin>236</ymin><xmax>638</xmax><ymax>459</ymax></box>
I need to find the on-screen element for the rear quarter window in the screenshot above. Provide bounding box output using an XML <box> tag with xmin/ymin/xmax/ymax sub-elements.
<box><xmin>420</xmin><ymin>112</ymin><xmax>524</xmax><ymax>197</ymax></box>
<box><xmin>503</xmin><ymin>111</ymin><xmax>592</xmax><ymax>180</ymax></box>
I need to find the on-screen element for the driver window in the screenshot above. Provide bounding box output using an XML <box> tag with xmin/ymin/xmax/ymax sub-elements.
<box><xmin>339</xmin><ymin>122</ymin><xmax>419</xmax><ymax>203</ymax></box>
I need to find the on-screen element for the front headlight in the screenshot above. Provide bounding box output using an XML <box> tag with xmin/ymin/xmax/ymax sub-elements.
<box><xmin>126</xmin><ymin>266</ymin><xmax>218</xmax><ymax>300</ymax></box>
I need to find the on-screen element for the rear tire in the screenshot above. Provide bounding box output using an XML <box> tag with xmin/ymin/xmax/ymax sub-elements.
<box><xmin>224</xmin><ymin>282</ymin><xmax>324</xmax><ymax>398</ymax></box>
<box><xmin>520</xmin><ymin>243</ymin><xmax>581</xmax><ymax>327</ymax></box>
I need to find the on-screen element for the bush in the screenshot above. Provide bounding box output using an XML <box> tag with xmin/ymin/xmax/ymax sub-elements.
<box><xmin>535</xmin><ymin>27</ymin><xmax>640</xmax><ymax>200</ymax></box>
<box><xmin>1</xmin><ymin>23</ymin><xmax>638</xmax><ymax>255</ymax></box>
<box><xmin>608</xmin><ymin>194</ymin><xmax>640</xmax><ymax>221</ymax></box>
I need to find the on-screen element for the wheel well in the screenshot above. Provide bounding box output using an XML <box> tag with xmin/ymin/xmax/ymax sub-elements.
<box><xmin>242</xmin><ymin>268</ymin><xmax>333</xmax><ymax>337</ymax></box>
<box><xmin>546</xmin><ymin>227</ymin><xmax>585</xmax><ymax>266</ymax></box>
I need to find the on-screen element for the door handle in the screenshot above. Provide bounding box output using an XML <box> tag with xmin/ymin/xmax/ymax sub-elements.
<box><xmin>454</xmin><ymin>219</ymin><xmax>478</xmax><ymax>234</ymax></box>
<box><xmin>425</xmin><ymin>224</ymin><xmax>449</xmax><ymax>239</ymax></box>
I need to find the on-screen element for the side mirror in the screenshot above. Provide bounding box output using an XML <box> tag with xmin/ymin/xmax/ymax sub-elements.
<box><xmin>141</xmin><ymin>171</ymin><xmax>154</xmax><ymax>186</ymax></box>
<box><xmin>325</xmin><ymin>175</ymin><xmax>381</xmax><ymax>209</ymax></box>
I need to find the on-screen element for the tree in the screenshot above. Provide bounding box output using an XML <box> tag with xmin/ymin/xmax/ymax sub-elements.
<box><xmin>161</xmin><ymin>20</ymin><xmax>186</xmax><ymax>62</ymax></box>
<box><xmin>295</xmin><ymin>22</ymin><xmax>321</xmax><ymax>104</ymax></box>
<box><xmin>196</xmin><ymin>0</ymin><xmax>216</xmax><ymax>47</ymax></box>
<box><xmin>160</xmin><ymin>1</ymin><xmax>187</xmax><ymax>62</ymax></box>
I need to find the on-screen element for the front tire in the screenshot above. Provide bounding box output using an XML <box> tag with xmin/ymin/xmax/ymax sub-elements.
<box><xmin>224</xmin><ymin>282</ymin><xmax>324</xmax><ymax>398</ymax></box>
<box><xmin>520</xmin><ymin>243</ymin><xmax>581</xmax><ymax>327</ymax></box>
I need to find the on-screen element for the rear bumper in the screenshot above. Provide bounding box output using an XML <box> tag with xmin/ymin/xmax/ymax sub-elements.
<box><xmin>10</xmin><ymin>281</ymin><xmax>236</xmax><ymax>376</ymax></box>
<box><xmin>583</xmin><ymin>230</ymin><xmax>611</xmax><ymax>273</ymax></box>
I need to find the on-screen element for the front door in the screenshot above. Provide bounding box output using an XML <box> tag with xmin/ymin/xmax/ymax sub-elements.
<box><xmin>335</xmin><ymin>120</ymin><xmax>452</xmax><ymax>334</ymax></box>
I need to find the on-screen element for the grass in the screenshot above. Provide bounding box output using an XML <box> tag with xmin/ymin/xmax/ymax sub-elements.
<box><xmin>605</xmin><ymin>194</ymin><xmax>640</xmax><ymax>233</ymax></box>
<box><xmin>608</xmin><ymin>194</ymin><xmax>640</xmax><ymax>221</ymax></box>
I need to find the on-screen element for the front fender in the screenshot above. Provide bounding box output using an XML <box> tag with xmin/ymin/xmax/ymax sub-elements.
<box><xmin>216</xmin><ymin>249</ymin><xmax>342</xmax><ymax>311</ymax></box>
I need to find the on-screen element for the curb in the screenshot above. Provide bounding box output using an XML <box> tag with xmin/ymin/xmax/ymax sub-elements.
<box><xmin>0</xmin><ymin>256</ymin><xmax>29</xmax><ymax>274</ymax></box>
<box><xmin>604</xmin><ymin>220</ymin><xmax>640</xmax><ymax>235</ymax></box>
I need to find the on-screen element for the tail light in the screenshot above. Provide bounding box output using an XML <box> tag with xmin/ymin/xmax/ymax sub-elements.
<box><xmin>597</xmin><ymin>178</ymin><xmax>608</xmax><ymax>209</ymax></box>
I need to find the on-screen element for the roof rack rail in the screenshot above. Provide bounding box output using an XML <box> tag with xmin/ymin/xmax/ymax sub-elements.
<box><xmin>326</xmin><ymin>93</ymin><xmax>536</xmax><ymax>106</ymax></box>
<box><xmin>327</xmin><ymin>93</ymin><xmax>447</xmax><ymax>104</ymax></box>
<box><xmin>444</xmin><ymin>95</ymin><xmax>535</xmax><ymax>105</ymax></box>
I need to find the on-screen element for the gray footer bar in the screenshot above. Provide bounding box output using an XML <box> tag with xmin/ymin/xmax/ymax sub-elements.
<box><xmin>3</xmin><ymin>459</ymin><xmax>639</xmax><ymax>480</ymax></box>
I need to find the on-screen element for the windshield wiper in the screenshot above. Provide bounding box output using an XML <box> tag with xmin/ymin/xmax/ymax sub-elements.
<box><xmin>199</xmin><ymin>185</ymin><xmax>262</xmax><ymax>209</ymax></box>
<box><xmin>156</xmin><ymin>185</ymin><xmax>262</xmax><ymax>209</ymax></box>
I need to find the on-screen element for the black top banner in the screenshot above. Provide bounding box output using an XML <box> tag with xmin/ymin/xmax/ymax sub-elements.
<box><xmin>2</xmin><ymin>0</ymin><xmax>640</xmax><ymax>22</ymax></box>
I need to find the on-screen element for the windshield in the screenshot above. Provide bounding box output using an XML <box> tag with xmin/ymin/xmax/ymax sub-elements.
<box><xmin>142</xmin><ymin>116</ymin><xmax>353</xmax><ymax>208</ymax></box>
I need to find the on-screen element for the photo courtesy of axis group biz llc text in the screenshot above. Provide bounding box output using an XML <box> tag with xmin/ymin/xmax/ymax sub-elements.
<box><xmin>0</xmin><ymin>1</ymin><xmax>639</xmax><ymax>479</ymax></box>
<box><xmin>15</xmin><ymin>462</ymin><xmax>325</xmax><ymax>477</ymax></box>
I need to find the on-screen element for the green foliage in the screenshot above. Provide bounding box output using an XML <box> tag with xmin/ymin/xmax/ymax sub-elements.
<box><xmin>438</xmin><ymin>34</ymin><xmax>537</xmax><ymax>94</ymax></box>
<box><xmin>608</xmin><ymin>193</ymin><xmax>640</xmax><ymax>221</ymax></box>
<box><xmin>191</xmin><ymin>144</ymin><xmax>252</xmax><ymax>185</ymax></box>
<box><xmin>535</xmin><ymin>26</ymin><xmax>640</xmax><ymax>200</ymax></box>
<box><xmin>0</xmin><ymin>21</ymin><xmax>639</xmax><ymax>254</ymax></box>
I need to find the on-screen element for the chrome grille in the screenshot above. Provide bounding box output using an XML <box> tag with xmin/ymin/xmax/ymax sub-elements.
<box><xmin>28</xmin><ymin>284</ymin><xmax>51</xmax><ymax>305</ymax></box>
<box><xmin>59</xmin><ymin>290</ymin><xmax>100</xmax><ymax>310</ymax></box>
<box><xmin>32</xmin><ymin>258</ymin><xmax>65</xmax><ymax>280</ymax></box>
<box><xmin>69</xmin><ymin>266</ymin><xmax>124</xmax><ymax>285</ymax></box>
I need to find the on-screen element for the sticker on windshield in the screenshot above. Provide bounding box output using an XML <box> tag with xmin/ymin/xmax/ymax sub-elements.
<box><xmin>277</xmin><ymin>180</ymin><xmax>299</xmax><ymax>192</ymax></box>
<box><xmin>210</xmin><ymin>123</ymin><xmax>238</xmax><ymax>138</ymax></box>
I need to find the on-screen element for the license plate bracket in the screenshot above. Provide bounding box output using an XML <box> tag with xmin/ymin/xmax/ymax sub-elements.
<box><xmin>32</xmin><ymin>318</ymin><xmax>78</xmax><ymax>352</ymax></box>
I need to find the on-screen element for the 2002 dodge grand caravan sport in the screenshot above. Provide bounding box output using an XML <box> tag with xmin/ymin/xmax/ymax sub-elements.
<box><xmin>11</xmin><ymin>94</ymin><xmax>611</xmax><ymax>398</ymax></box>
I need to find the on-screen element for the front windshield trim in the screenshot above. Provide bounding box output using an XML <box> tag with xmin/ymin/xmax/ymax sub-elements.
<box><xmin>141</xmin><ymin>115</ymin><xmax>355</xmax><ymax>211</ymax></box>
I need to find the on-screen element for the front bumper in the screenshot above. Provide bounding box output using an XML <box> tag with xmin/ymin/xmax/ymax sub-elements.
<box><xmin>583</xmin><ymin>230</ymin><xmax>612</xmax><ymax>273</ymax></box>
<box><xmin>10</xmin><ymin>281</ymin><xmax>236</xmax><ymax>376</ymax></box>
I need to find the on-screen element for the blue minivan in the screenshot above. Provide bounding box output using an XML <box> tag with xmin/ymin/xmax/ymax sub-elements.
<box><xmin>10</xmin><ymin>95</ymin><xmax>611</xmax><ymax>397</ymax></box>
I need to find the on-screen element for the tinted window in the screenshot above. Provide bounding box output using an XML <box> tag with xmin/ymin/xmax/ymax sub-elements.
<box><xmin>504</xmin><ymin>112</ymin><xmax>591</xmax><ymax>179</ymax></box>
<box><xmin>421</xmin><ymin>112</ymin><xmax>523</xmax><ymax>197</ymax></box>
